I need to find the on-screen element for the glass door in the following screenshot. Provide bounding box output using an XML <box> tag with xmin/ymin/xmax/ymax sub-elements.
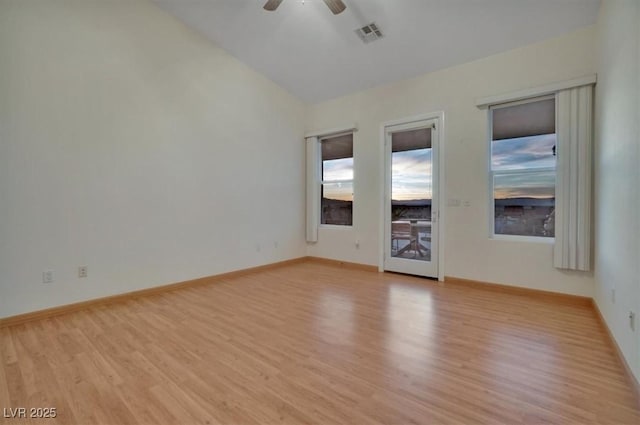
<box><xmin>384</xmin><ymin>119</ymin><xmax>438</xmax><ymax>278</ymax></box>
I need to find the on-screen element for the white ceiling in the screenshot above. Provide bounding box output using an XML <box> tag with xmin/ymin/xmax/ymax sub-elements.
<box><xmin>153</xmin><ymin>0</ymin><xmax>600</xmax><ymax>103</ymax></box>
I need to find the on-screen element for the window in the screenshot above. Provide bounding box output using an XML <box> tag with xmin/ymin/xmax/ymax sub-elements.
<box><xmin>320</xmin><ymin>133</ymin><xmax>353</xmax><ymax>226</ymax></box>
<box><xmin>490</xmin><ymin>96</ymin><xmax>556</xmax><ymax>238</ymax></box>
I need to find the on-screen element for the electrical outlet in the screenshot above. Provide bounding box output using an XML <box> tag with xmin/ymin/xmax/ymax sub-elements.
<box><xmin>78</xmin><ymin>266</ymin><xmax>88</xmax><ymax>278</ymax></box>
<box><xmin>256</xmin><ymin>244</ymin><xmax>261</xmax><ymax>252</ymax></box>
<box><xmin>43</xmin><ymin>270</ymin><xmax>54</xmax><ymax>284</ymax></box>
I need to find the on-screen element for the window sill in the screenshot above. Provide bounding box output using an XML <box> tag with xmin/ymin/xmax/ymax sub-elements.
<box><xmin>491</xmin><ymin>234</ymin><xmax>554</xmax><ymax>244</ymax></box>
<box><xmin>319</xmin><ymin>224</ymin><xmax>353</xmax><ymax>230</ymax></box>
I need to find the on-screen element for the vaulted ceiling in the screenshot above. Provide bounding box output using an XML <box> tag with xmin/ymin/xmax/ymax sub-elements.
<box><xmin>153</xmin><ymin>0</ymin><xmax>600</xmax><ymax>103</ymax></box>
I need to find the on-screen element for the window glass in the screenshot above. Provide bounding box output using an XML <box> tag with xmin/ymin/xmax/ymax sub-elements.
<box><xmin>321</xmin><ymin>182</ymin><xmax>353</xmax><ymax>226</ymax></box>
<box><xmin>490</xmin><ymin>97</ymin><xmax>556</xmax><ymax>239</ymax></box>
<box><xmin>493</xmin><ymin>171</ymin><xmax>555</xmax><ymax>237</ymax></box>
<box><xmin>492</xmin><ymin>134</ymin><xmax>556</xmax><ymax>171</ymax></box>
<box><xmin>321</xmin><ymin>134</ymin><xmax>353</xmax><ymax>226</ymax></box>
<box><xmin>322</xmin><ymin>157</ymin><xmax>353</xmax><ymax>181</ymax></box>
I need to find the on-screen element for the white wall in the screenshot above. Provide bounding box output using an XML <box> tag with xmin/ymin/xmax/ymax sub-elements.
<box><xmin>0</xmin><ymin>0</ymin><xmax>306</xmax><ymax>318</ymax></box>
<box><xmin>306</xmin><ymin>28</ymin><xmax>596</xmax><ymax>297</ymax></box>
<box><xmin>593</xmin><ymin>0</ymin><xmax>640</xmax><ymax>381</ymax></box>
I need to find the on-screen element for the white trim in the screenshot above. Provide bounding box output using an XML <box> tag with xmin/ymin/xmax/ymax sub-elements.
<box><xmin>319</xmin><ymin>224</ymin><xmax>353</xmax><ymax>230</ymax></box>
<box><xmin>320</xmin><ymin>178</ymin><xmax>353</xmax><ymax>184</ymax></box>
<box><xmin>486</xmin><ymin>105</ymin><xmax>494</xmax><ymax>240</ymax></box>
<box><xmin>489</xmin><ymin>94</ymin><xmax>556</xmax><ymax>111</ymax></box>
<box><xmin>491</xmin><ymin>167</ymin><xmax>557</xmax><ymax>177</ymax></box>
<box><xmin>378</xmin><ymin>123</ymin><xmax>386</xmax><ymax>273</ymax></box>
<box><xmin>491</xmin><ymin>234</ymin><xmax>555</xmax><ymax>244</ymax></box>
<box><xmin>378</xmin><ymin>111</ymin><xmax>446</xmax><ymax>281</ymax></box>
<box><xmin>304</xmin><ymin>125</ymin><xmax>358</xmax><ymax>139</ymax></box>
<box><xmin>437</xmin><ymin>113</ymin><xmax>446</xmax><ymax>282</ymax></box>
<box><xmin>380</xmin><ymin>113</ymin><xmax>437</xmax><ymax>128</ymax></box>
<box><xmin>475</xmin><ymin>74</ymin><xmax>597</xmax><ymax>109</ymax></box>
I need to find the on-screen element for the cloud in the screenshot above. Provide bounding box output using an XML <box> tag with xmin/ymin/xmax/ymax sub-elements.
<box><xmin>494</xmin><ymin>171</ymin><xmax>555</xmax><ymax>199</ymax></box>
<box><xmin>492</xmin><ymin>134</ymin><xmax>556</xmax><ymax>199</ymax></box>
<box><xmin>322</xmin><ymin>148</ymin><xmax>435</xmax><ymax>201</ymax></box>
<box><xmin>392</xmin><ymin>149</ymin><xmax>433</xmax><ymax>200</ymax></box>
<box><xmin>492</xmin><ymin>134</ymin><xmax>556</xmax><ymax>170</ymax></box>
<box><xmin>322</xmin><ymin>157</ymin><xmax>353</xmax><ymax>181</ymax></box>
<box><xmin>323</xmin><ymin>138</ymin><xmax>556</xmax><ymax>202</ymax></box>
<box><xmin>322</xmin><ymin>181</ymin><xmax>353</xmax><ymax>201</ymax></box>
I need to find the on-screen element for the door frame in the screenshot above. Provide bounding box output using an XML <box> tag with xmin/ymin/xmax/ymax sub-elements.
<box><xmin>378</xmin><ymin>111</ymin><xmax>445</xmax><ymax>281</ymax></box>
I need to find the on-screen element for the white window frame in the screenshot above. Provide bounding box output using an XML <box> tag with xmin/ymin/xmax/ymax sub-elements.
<box><xmin>488</xmin><ymin>95</ymin><xmax>557</xmax><ymax>243</ymax></box>
<box><xmin>319</xmin><ymin>132</ymin><xmax>354</xmax><ymax>228</ymax></box>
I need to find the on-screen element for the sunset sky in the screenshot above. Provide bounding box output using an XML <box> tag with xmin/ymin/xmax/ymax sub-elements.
<box><xmin>322</xmin><ymin>157</ymin><xmax>354</xmax><ymax>202</ymax></box>
<box><xmin>322</xmin><ymin>149</ymin><xmax>432</xmax><ymax>201</ymax></box>
<box><xmin>492</xmin><ymin>133</ymin><xmax>556</xmax><ymax>199</ymax></box>
<box><xmin>322</xmin><ymin>133</ymin><xmax>557</xmax><ymax>202</ymax></box>
<box><xmin>391</xmin><ymin>149</ymin><xmax>432</xmax><ymax>201</ymax></box>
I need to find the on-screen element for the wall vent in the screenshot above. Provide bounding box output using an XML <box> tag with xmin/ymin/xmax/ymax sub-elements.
<box><xmin>355</xmin><ymin>23</ymin><xmax>383</xmax><ymax>44</ymax></box>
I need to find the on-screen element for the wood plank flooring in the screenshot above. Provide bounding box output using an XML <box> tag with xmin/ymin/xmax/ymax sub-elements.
<box><xmin>1</xmin><ymin>261</ymin><xmax>638</xmax><ymax>424</ymax></box>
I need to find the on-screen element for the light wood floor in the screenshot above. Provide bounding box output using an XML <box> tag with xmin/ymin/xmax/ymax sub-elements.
<box><xmin>1</xmin><ymin>262</ymin><xmax>639</xmax><ymax>424</ymax></box>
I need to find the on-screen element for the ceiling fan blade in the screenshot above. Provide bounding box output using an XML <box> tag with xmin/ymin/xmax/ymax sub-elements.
<box><xmin>263</xmin><ymin>0</ymin><xmax>283</xmax><ymax>11</ymax></box>
<box><xmin>323</xmin><ymin>0</ymin><xmax>346</xmax><ymax>15</ymax></box>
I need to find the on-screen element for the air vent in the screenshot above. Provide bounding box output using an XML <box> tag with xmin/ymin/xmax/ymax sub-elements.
<box><xmin>355</xmin><ymin>22</ymin><xmax>383</xmax><ymax>44</ymax></box>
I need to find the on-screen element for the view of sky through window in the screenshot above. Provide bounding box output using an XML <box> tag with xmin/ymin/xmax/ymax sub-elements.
<box><xmin>492</xmin><ymin>133</ymin><xmax>556</xmax><ymax>199</ymax></box>
<box><xmin>322</xmin><ymin>157</ymin><xmax>353</xmax><ymax>181</ymax></box>
<box><xmin>322</xmin><ymin>133</ymin><xmax>556</xmax><ymax>202</ymax></box>
<box><xmin>322</xmin><ymin>157</ymin><xmax>353</xmax><ymax>202</ymax></box>
<box><xmin>492</xmin><ymin>134</ymin><xmax>556</xmax><ymax>170</ymax></box>
<box><xmin>322</xmin><ymin>148</ymin><xmax>434</xmax><ymax>202</ymax></box>
<box><xmin>392</xmin><ymin>148</ymin><xmax>431</xmax><ymax>201</ymax></box>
